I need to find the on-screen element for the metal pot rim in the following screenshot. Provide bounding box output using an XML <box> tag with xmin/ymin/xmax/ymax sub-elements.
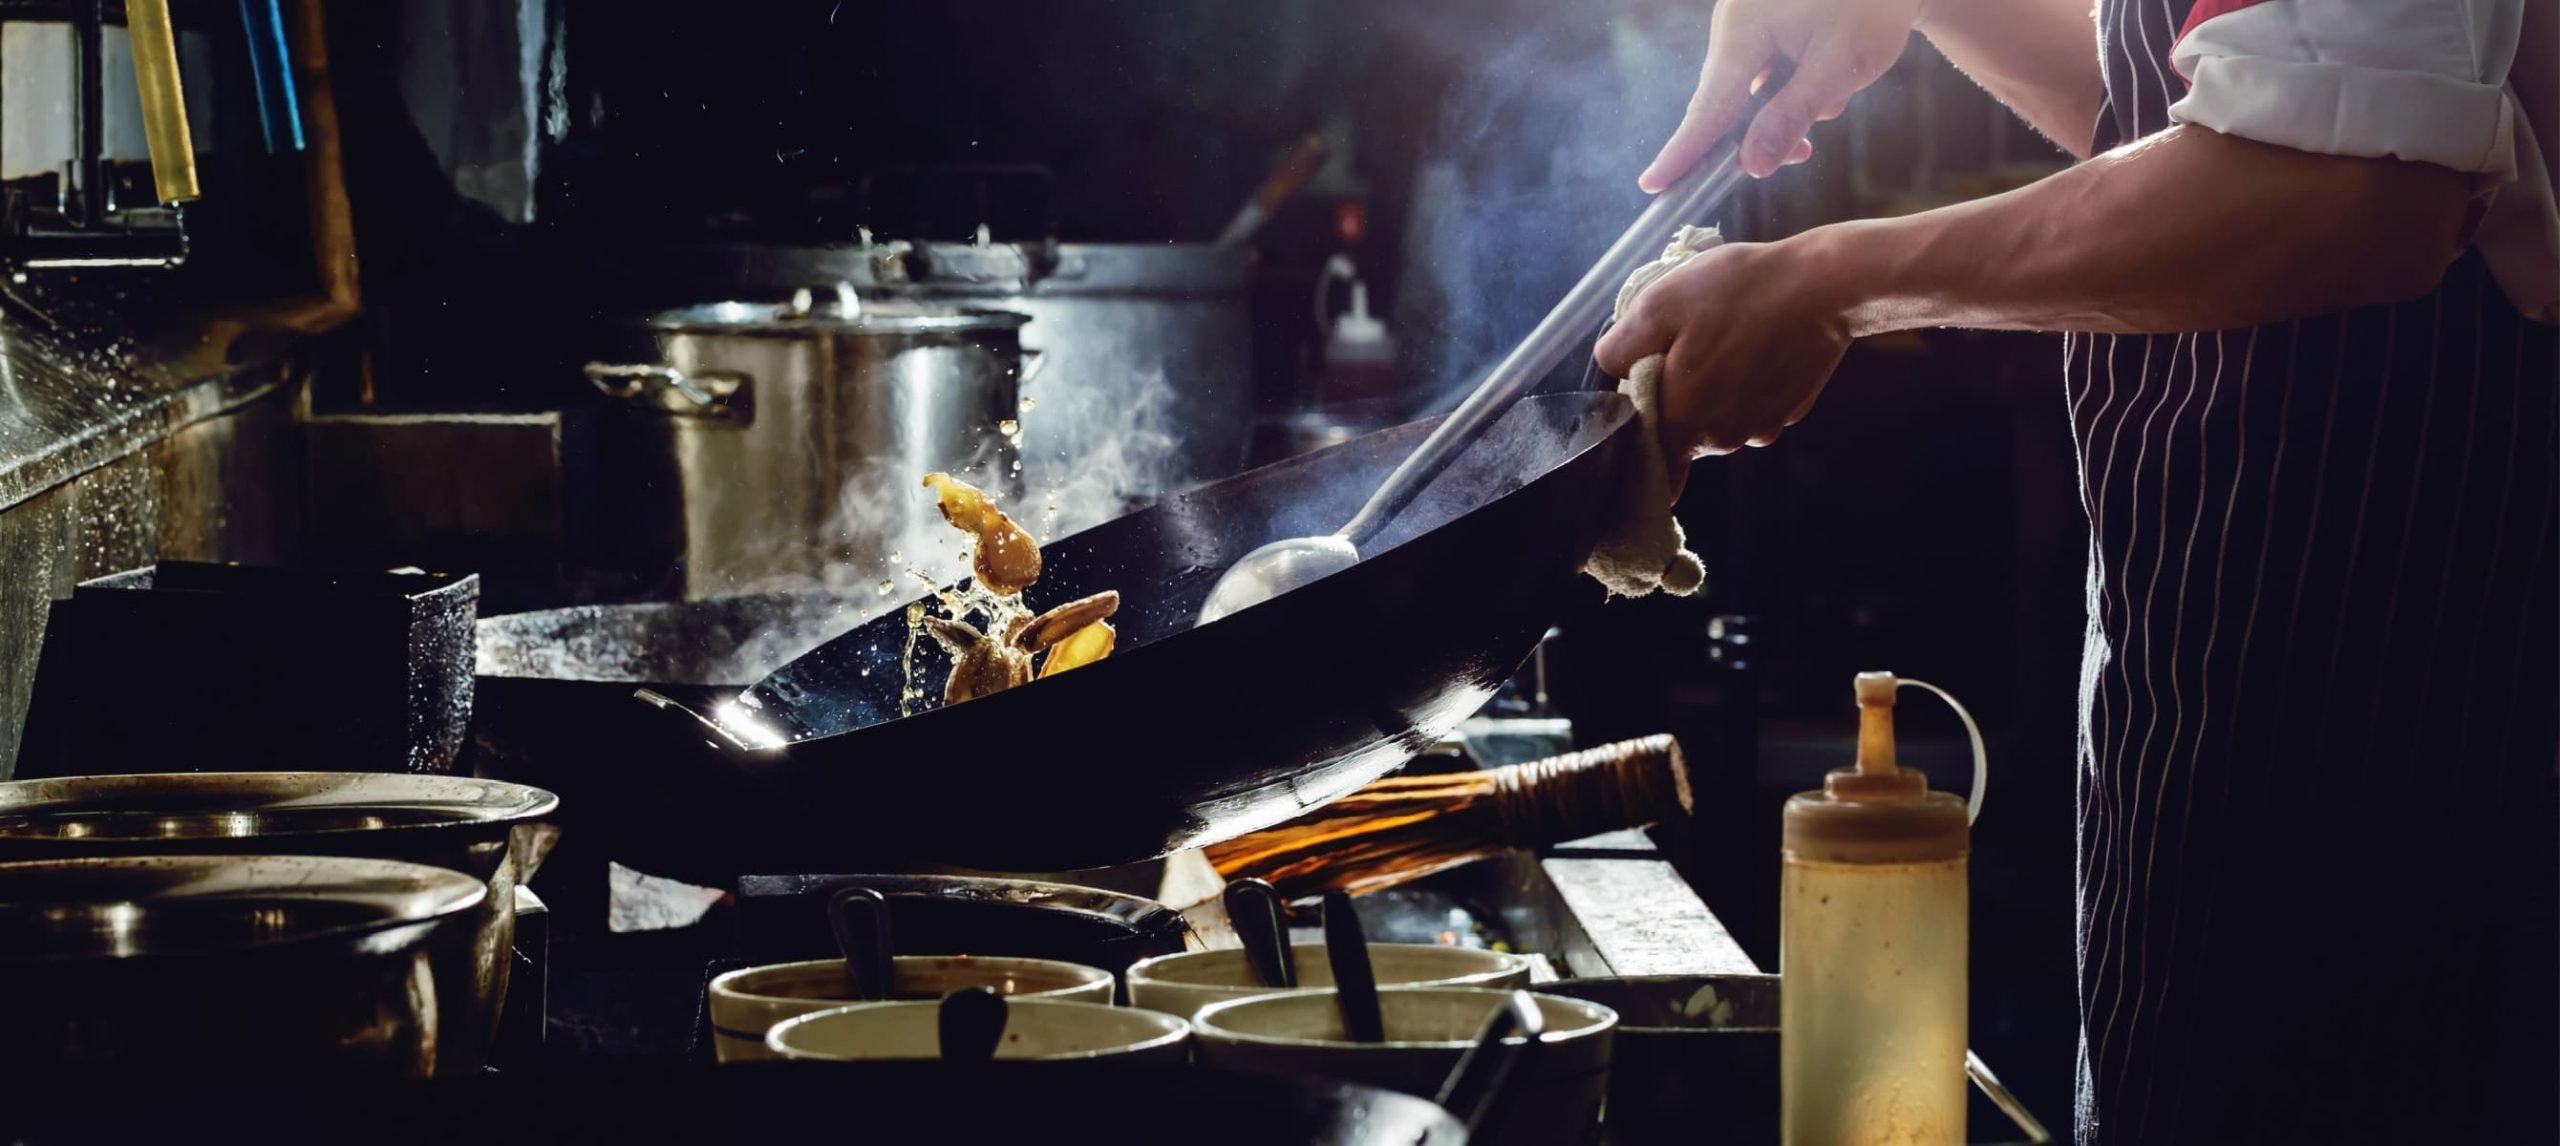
<box><xmin>764</xmin><ymin>997</ymin><xmax>1192</xmax><ymax>1063</ymax></box>
<box><xmin>644</xmin><ymin>299</ymin><xmax>1028</xmax><ymax>336</ymax></box>
<box><xmin>1190</xmin><ymin>987</ymin><xmax>1618</xmax><ymax>1051</ymax></box>
<box><xmin>0</xmin><ymin>772</ymin><xmax>560</xmax><ymax>845</ymax></box>
<box><xmin>0</xmin><ymin>853</ymin><xmax>488</xmax><ymax>962</ymax></box>
<box><xmin>762</xmin><ymin>872</ymin><xmax>1188</xmax><ymax>937</ymax></box>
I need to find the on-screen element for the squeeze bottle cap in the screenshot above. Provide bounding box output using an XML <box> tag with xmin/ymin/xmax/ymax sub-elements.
<box><xmin>1783</xmin><ymin>671</ymin><xmax>1985</xmax><ymax>864</ymax></box>
<box><xmin>1332</xmin><ymin>280</ymin><xmax>1389</xmax><ymax>345</ymax></box>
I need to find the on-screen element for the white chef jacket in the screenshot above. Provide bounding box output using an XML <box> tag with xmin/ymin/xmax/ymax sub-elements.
<box><xmin>2168</xmin><ymin>0</ymin><xmax>2559</xmax><ymax>323</ymax></box>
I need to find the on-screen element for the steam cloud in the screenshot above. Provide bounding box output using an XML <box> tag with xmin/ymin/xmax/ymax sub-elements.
<box><xmin>1392</xmin><ymin>5</ymin><xmax>1703</xmax><ymax>406</ymax></box>
<box><xmin>712</xmin><ymin>362</ymin><xmax>1184</xmax><ymax>682</ymax></box>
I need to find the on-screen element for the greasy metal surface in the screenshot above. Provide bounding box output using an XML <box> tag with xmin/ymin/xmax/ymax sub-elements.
<box><xmin>477</xmin><ymin>592</ymin><xmax>871</xmax><ymax>687</ymax></box>
<box><xmin>0</xmin><ymin>397</ymin><xmax>297</xmax><ymax>779</ymax></box>
<box><xmin>678</xmin><ymin>392</ymin><xmax>1635</xmax><ymax>871</ymax></box>
<box><xmin>0</xmin><ymin>309</ymin><xmax>287</xmax><ymax>514</ymax></box>
<box><xmin>1542</xmin><ymin>854</ymin><xmax>1755</xmax><ymax>977</ymax></box>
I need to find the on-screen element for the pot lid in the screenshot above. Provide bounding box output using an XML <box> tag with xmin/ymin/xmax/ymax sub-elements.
<box><xmin>645</xmin><ymin>241</ymin><xmax>1252</xmax><ymax>301</ymax></box>
<box><xmin>646</xmin><ymin>290</ymin><xmax>1028</xmax><ymax>336</ymax></box>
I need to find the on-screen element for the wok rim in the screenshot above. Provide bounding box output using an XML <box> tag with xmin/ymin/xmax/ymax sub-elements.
<box><xmin>724</xmin><ymin>389</ymin><xmax>1639</xmax><ymax>756</ymax></box>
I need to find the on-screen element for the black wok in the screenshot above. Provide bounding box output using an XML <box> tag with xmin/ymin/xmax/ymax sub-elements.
<box><xmin>652</xmin><ymin>389</ymin><xmax>1638</xmax><ymax>871</ymax></box>
<box><xmin>471</xmin><ymin>592</ymin><xmax>878</xmax><ymax>930</ymax></box>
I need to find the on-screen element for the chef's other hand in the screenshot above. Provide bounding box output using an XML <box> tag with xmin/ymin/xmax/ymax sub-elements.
<box><xmin>1593</xmin><ymin>242</ymin><xmax>1849</xmax><ymax>498</ymax></box>
<box><xmin>1640</xmin><ymin>0</ymin><xmax>1925</xmax><ymax>189</ymax></box>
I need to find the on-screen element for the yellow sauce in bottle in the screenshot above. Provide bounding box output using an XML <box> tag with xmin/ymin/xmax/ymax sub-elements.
<box><xmin>1781</xmin><ymin>672</ymin><xmax>1972</xmax><ymax>1146</ymax></box>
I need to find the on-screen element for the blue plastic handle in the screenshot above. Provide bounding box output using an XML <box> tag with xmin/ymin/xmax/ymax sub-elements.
<box><xmin>238</xmin><ymin>0</ymin><xmax>303</xmax><ymax>154</ymax></box>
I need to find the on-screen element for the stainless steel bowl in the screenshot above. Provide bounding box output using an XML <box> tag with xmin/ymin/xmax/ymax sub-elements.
<box><xmin>0</xmin><ymin>854</ymin><xmax>485</xmax><ymax>1075</ymax></box>
<box><xmin>1540</xmin><ymin>974</ymin><xmax>1780</xmax><ymax>1143</ymax></box>
<box><xmin>0</xmin><ymin>773</ymin><xmax>558</xmax><ymax>1072</ymax></box>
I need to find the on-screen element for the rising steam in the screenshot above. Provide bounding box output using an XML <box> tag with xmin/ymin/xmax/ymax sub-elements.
<box><xmin>1392</xmin><ymin>5</ymin><xmax>1703</xmax><ymax>405</ymax></box>
<box><xmin>715</xmin><ymin>363</ymin><xmax>1184</xmax><ymax>682</ymax></box>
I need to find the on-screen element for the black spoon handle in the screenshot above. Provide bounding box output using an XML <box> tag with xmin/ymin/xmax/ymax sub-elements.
<box><xmin>1223</xmin><ymin>878</ymin><xmax>1298</xmax><ymax>989</ymax></box>
<box><xmin>1434</xmin><ymin>990</ymin><xmax>1546</xmax><ymax>1134</ymax></box>
<box><xmin>1322</xmin><ymin>891</ymin><xmax>1384</xmax><ymax>1043</ymax></box>
<box><xmin>827</xmin><ymin>886</ymin><xmax>896</xmax><ymax>1000</ymax></box>
<box><xmin>939</xmin><ymin>986</ymin><xmax>1008</xmax><ymax>1063</ymax></box>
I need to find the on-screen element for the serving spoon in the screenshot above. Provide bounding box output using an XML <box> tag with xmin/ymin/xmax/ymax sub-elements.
<box><xmin>939</xmin><ymin>987</ymin><xmax>1008</xmax><ymax>1063</ymax></box>
<box><xmin>827</xmin><ymin>886</ymin><xmax>897</xmax><ymax>1000</ymax></box>
<box><xmin>1321</xmin><ymin>891</ymin><xmax>1385</xmax><ymax>1043</ymax></box>
<box><xmin>1196</xmin><ymin>77</ymin><xmax>1785</xmax><ymax>626</ymax></box>
<box><xmin>1224</xmin><ymin>878</ymin><xmax>1299</xmax><ymax>989</ymax></box>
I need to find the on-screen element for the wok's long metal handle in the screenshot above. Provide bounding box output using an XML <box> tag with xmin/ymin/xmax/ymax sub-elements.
<box><xmin>1335</xmin><ymin>78</ymin><xmax>1781</xmax><ymax>548</ymax></box>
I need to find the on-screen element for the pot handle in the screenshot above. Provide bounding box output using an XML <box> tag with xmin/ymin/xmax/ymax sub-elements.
<box><xmin>585</xmin><ymin>362</ymin><xmax>754</xmax><ymax>421</ymax></box>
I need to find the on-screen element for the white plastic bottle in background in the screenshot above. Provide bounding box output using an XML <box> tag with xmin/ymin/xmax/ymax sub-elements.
<box><xmin>1781</xmin><ymin>671</ymin><xmax>1982</xmax><ymax>1145</ymax></box>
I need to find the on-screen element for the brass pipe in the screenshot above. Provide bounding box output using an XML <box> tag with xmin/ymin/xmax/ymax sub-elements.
<box><xmin>289</xmin><ymin>0</ymin><xmax>359</xmax><ymax>315</ymax></box>
<box><xmin>126</xmin><ymin>0</ymin><xmax>201</xmax><ymax>204</ymax></box>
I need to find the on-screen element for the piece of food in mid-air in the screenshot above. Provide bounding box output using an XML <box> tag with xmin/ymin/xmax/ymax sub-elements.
<box><xmin>922</xmin><ymin>472</ymin><xmax>1041</xmax><ymax>595</ymax></box>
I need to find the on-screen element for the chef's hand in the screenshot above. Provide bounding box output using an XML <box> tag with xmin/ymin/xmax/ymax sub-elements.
<box><xmin>1640</xmin><ymin>0</ymin><xmax>1927</xmax><ymax>190</ymax></box>
<box><xmin>1593</xmin><ymin>241</ymin><xmax>1849</xmax><ymax>498</ymax></box>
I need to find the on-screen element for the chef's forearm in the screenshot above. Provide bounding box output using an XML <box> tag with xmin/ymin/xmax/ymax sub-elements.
<box><xmin>1915</xmin><ymin>0</ymin><xmax>2104</xmax><ymax>157</ymax></box>
<box><xmin>1797</xmin><ymin>125</ymin><xmax>2474</xmax><ymax>338</ymax></box>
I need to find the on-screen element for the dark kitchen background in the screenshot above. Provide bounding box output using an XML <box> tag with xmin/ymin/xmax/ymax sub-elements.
<box><xmin>0</xmin><ymin>0</ymin><xmax>2092</xmax><ymax>1119</ymax></box>
<box><xmin>323</xmin><ymin>0</ymin><xmax>2089</xmax><ymax>1115</ymax></box>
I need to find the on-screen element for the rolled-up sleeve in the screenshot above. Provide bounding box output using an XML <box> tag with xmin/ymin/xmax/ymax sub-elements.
<box><xmin>2169</xmin><ymin>0</ymin><xmax>2522</xmax><ymax>181</ymax></box>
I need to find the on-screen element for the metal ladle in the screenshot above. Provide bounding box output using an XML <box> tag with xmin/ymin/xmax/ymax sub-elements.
<box><xmin>1224</xmin><ymin>878</ymin><xmax>1298</xmax><ymax>988</ymax></box>
<box><xmin>1195</xmin><ymin>77</ymin><xmax>1785</xmax><ymax>626</ymax></box>
<box><xmin>827</xmin><ymin>886</ymin><xmax>896</xmax><ymax>1000</ymax></box>
<box><xmin>1322</xmin><ymin>891</ymin><xmax>1385</xmax><ymax>1043</ymax></box>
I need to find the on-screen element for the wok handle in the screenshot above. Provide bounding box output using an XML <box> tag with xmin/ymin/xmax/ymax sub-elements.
<box><xmin>633</xmin><ymin>688</ymin><xmax>761</xmax><ymax>755</ymax></box>
<box><xmin>1336</xmin><ymin>67</ymin><xmax>1788</xmax><ymax>549</ymax></box>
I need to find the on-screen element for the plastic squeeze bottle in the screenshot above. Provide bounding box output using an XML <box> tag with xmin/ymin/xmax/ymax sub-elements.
<box><xmin>1781</xmin><ymin>671</ymin><xmax>1986</xmax><ymax>1145</ymax></box>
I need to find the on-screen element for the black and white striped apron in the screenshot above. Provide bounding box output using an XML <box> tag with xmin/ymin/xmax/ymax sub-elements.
<box><xmin>2073</xmin><ymin>3</ymin><xmax>2558</xmax><ymax>1142</ymax></box>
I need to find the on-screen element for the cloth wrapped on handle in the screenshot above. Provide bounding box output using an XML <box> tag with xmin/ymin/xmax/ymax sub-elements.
<box><xmin>1581</xmin><ymin>224</ymin><xmax>1718</xmax><ymax>599</ymax></box>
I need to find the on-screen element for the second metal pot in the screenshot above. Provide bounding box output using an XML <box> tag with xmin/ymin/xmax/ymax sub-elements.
<box><xmin>0</xmin><ymin>854</ymin><xmax>486</xmax><ymax>1077</ymax></box>
<box><xmin>586</xmin><ymin>293</ymin><xmax>1031</xmax><ymax>602</ymax></box>
<box><xmin>0</xmin><ymin>772</ymin><xmax>558</xmax><ymax>1074</ymax></box>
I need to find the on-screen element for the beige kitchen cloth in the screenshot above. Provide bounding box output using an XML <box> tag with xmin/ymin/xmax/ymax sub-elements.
<box><xmin>1582</xmin><ymin>224</ymin><xmax>1717</xmax><ymax>599</ymax></box>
